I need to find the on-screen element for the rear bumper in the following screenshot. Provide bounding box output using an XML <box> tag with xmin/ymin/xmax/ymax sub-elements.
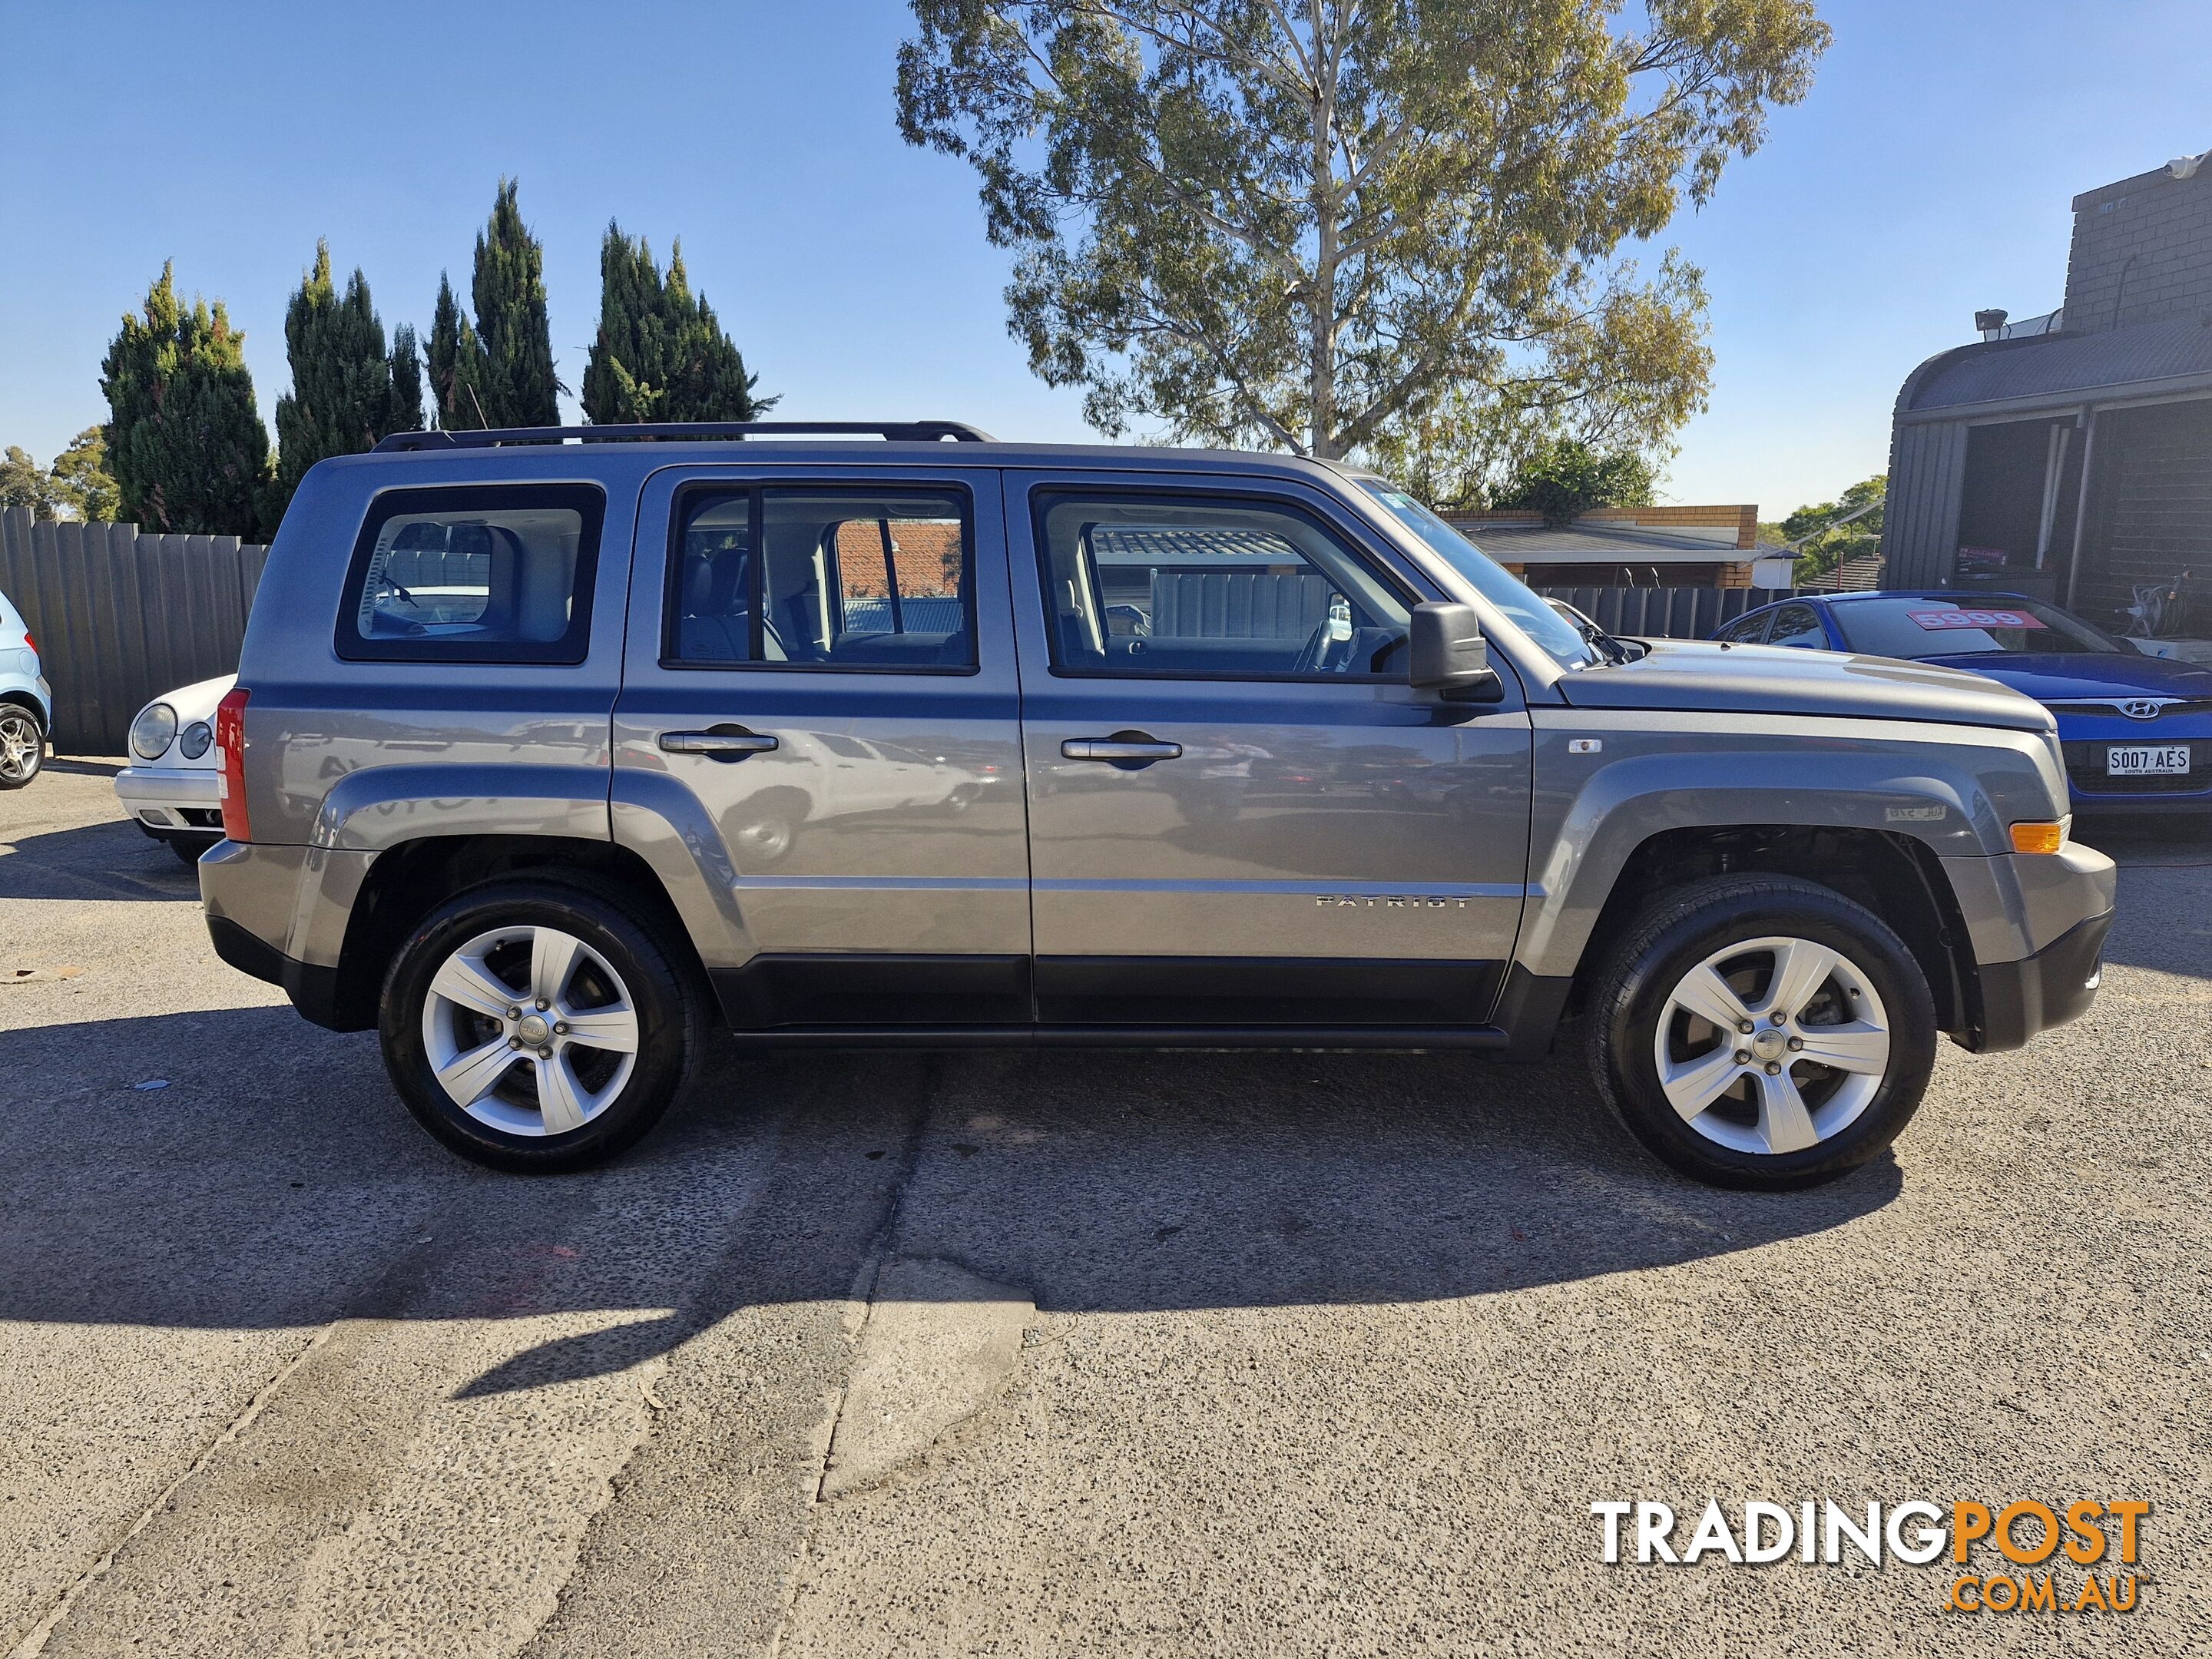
<box><xmin>1967</xmin><ymin>909</ymin><xmax>2113</xmax><ymax>1053</ymax></box>
<box><xmin>200</xmin><ymin>839</ymin><xmax>358</xmax><ymax>1031</ymax></box>
<box><xmin>207</xmin><ymin>914</ymin><xmax>348</xmax><ymax>1030</ymax></box>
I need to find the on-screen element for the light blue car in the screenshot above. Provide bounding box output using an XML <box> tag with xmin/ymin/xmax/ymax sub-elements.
<box><xmin>0</xmin><ymin>588</ymin><xmax>52</xmax><ymax>788</ymax></box>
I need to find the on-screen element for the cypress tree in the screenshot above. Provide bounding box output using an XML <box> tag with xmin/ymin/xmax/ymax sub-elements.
<box><xmin>269</xmin><ymin>241</ymin><xmax>408</xmax><ymax>522</ymax></box>
<box><xmin>426</xmin><ymin>273</ymin><xmax>489</xmax><ymax>429</ymax></box>
<box><xmin>389</xmin><ymin>323</ymin><xmax>425</xmax><ymax>434</ymax></box>
<box><xmin>583</xmin><ymin>224</ymin><xmax>771</xmax><ymax>425</ymax></box>
<box><xmin>100</xmin><ymin>263</ymin><xmax>271</xmax><ymax>538</ymax></box>
<box><xmin>471</xmin><ymin>179</ymin><xmax>560</xmax><ymax>426</ymax></box>
<box><xmin>581</xmin><ymin>225</ymin><xmax>661</xmax><ymax>423</ymax></box>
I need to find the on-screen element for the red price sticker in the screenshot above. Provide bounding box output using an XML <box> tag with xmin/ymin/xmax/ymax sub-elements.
<box><xmin>1907</xmin><ymin>607</ymin><xmax>2046</xmax><ymax>632</ymax></box>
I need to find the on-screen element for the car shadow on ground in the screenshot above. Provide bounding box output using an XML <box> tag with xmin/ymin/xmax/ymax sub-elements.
<box><xmin>2</xmin><ymin>999</ymin><xmax>1902</xmax><ymax>1398</ymax></box>
<box><xmin>0</xmin><ymin>815</ymin><xmax>202</xmax><ymax>900</ymax></box>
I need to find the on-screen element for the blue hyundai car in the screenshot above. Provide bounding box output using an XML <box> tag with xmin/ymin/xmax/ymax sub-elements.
<box><xmin>1714</xmin><ymin>591</ymin><xmax>2212</xmax><ymax>819</ymax></box>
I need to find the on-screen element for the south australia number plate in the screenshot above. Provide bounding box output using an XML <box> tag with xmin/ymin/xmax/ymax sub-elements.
<box><xmin>2107</xmin><ymin>743</ymin><xmax>2190</xmax><ymax>776</ymax></box>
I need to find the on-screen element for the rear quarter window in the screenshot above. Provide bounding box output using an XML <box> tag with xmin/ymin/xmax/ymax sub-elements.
<box><xmin>336</xmin><ymin>484</ymin><xmax>606</xmax><ymax>664</ymax></box>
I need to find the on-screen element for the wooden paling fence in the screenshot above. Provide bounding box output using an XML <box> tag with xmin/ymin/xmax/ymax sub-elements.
<box><xmin>0</xmin><ymin>507</ymin><xmax>267</xmax><ymax>754</ymax></box>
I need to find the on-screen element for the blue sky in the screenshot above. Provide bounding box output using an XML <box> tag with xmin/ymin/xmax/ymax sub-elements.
<box><xmin>2</xmin><ymin>1</ymin><xmax>2207</xmax><ymax>518</ymax></box>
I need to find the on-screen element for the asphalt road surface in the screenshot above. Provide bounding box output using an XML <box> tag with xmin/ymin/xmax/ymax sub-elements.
<box><xmin>3</xmin><ymin>760</ymin><xmax>2207</xmax><ymax>1657</ymax></box>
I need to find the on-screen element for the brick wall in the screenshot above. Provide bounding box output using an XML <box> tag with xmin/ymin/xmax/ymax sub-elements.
<box><xmin>2062</xmin><ymin>164</ymin><xmax>2212</xmax><ymax>336</ymax></box>
<box><xmin>832</xmin><ymin>519</ymin><xmax>963</xmax><ymax>598</ymax></box>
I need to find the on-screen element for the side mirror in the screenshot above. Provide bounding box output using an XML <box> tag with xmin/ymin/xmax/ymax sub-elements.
<box><xmin>1408</xmin><ymin>602</ymin><xmax>1503</xmax><ymax>702</ymax></box>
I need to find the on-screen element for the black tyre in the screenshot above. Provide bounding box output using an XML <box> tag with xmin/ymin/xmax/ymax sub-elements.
<box><xmin>168</xmin><ymin>833</ymin><xmax>222</xmax><ymax>866</ymax></box>
<box><xmin>379</xmin><ymin>878</ymin><xmax>700</xmax><ymax>1172</ymax></box>
<box><xmin>1584</xmin><ymin>875</ymin><xmax>1938</xmax><ymax>1190</ymax></box>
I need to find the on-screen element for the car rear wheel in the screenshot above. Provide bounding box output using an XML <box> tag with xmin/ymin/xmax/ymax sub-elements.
<box><xmin>0</xmin><ymin>707</ymin><xmax>42</xmax><ymax>788</ymax></box>
<box><xmin>379</xmin><ymin>879</ymin><xmax>699</xmax><ymax>1172</ymax></box>
<box><xmin>1585</xmin><ymin>875</ymin><xmax>1937</xmax><ymax>1190</ymax></box>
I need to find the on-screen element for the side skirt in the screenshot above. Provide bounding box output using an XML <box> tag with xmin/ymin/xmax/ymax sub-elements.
<box><xmin>714</xmin><ymin>1024</ymin><xmax>1515</xmax><ymax>1051</ymax></box>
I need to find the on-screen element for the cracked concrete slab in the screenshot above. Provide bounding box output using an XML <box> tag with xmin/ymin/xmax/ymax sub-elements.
<box><xmin>820</xmin><ymin>1258</ymin><xmax>1033</xmax><ymax>1499</ymax></box>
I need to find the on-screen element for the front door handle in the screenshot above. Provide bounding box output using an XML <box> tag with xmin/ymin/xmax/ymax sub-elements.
<box><xmin>660</xmin><ymin>728</ymin><xmax>779</xmax><ymax>760</ymax></box>
<box><xmin>1062</xmin><ymin>736</ymin><xmax>1184</xmax><ymax>763</ymax></box>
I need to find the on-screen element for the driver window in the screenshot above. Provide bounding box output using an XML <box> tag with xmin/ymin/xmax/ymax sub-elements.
<box><xmin>1032</xmin><ymin>492</ymin><xmax>1410</xmax><ymax>680</ymax></box>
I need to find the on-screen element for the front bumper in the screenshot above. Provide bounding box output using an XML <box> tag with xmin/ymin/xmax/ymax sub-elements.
<box><xmin>2068</xmin><ymin>793</ymin><xmax>2212</xmax><ymax>818</ymax></box>
<box><xmin>115</xmin><ymin>765</ymin><xmax>223</xmax><ymax>834</ymax></box>
<box><xmin>1971</xmin><ymin>909</ymin><xmax>2114</xmax><ymax>1053</ymax></box>
<box><xmin>2060</xmin><ymin>732</ymin><xmax>2212</xmax><ymax>813</ymax></box>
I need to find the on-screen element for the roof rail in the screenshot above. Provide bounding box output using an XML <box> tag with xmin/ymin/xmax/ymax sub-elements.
<box><xmin>371</xmin><ymin>419</ymin><xmax>997</xmax><ymax>453</ymax></box>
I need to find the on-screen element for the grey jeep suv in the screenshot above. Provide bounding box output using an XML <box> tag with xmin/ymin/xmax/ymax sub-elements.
<box><xmin>200</xmin><ymin>421</ymin><xmax>2114</xmax><ymax>1189</ymax></box>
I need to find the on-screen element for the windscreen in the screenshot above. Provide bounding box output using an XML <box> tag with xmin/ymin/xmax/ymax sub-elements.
<box><xmin>1830</xmin><ymin>598</ymin><xmax>2122</xmax><ymax>660</ymax></box>
<box><xmin>1356</xmin><ymin>481</ymin><xmax>1599</xmax><ymax>670</ymax></box>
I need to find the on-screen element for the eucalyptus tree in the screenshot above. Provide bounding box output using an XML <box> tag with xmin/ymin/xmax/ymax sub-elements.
<box><xmin>897</xmin><ymin>0</ymin><xmax>1827</xmax><ymax>495</ymax></box>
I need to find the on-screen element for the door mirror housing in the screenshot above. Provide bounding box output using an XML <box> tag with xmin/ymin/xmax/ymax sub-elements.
<box><xmin>1408</xmin><ymin>602</ymin><xmax>1502</xmax><ymax>702</ymax></box>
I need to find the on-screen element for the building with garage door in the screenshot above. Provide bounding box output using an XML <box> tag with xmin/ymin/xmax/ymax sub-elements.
<box><xmin>1881</xmin><ymin>145</ymin><xmax>2212</xmax><ymax>640</ymax></box>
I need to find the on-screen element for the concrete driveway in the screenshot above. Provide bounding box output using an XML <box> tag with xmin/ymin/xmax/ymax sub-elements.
<box><xmin>2</xmin><ymin>760</ymin><xmax>2207</xmax><ymax>1656</ymax></box>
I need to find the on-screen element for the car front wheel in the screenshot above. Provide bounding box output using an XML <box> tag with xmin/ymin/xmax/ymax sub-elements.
<box><xmin>1585</xmin><ymin>875</ymin><xmax>1938</xmax><ymax>1190</ymax></box>
<box><xmin>379</xmin><ymin>879</ymin><xmax>699</xmax><ymax>1172</ymax></box>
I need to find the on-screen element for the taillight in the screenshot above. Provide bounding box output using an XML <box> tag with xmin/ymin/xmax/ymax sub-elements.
<box><xmin>20</xmin><ymin>630</ymin><xmax>33</xmax><ymax>656</ymax></box>
<box><xmin>215</xmin><ymin>687</ymin><xmax>251</xmax><ymax>842</ymax></box>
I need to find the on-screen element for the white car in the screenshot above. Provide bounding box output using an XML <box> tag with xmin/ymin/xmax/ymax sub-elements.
<box><xmin>116</xmin><ymin>674</ymin><xmax>233</xmax><ymax>862</ymax></box>
<box><xmin>0</xmin><ymin>588</ymin><xmax>53</xmax><ymax>789</ymax></box>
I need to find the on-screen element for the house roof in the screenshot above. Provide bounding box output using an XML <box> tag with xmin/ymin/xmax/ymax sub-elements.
<box><xmin>1451</xmin><ymin>522</ymin><xmax>1747</xmax><ymax>563</ymax></box>
<box><xmin>1901</xmin><ymin>313</ymin><xmax>2212</xmax><ymax>420</ymax></box>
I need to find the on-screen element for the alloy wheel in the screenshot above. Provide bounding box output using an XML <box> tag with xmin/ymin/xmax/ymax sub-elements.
<box><xmin>1651</xmin><ymin>935</ymin><xmax>1892</xmax><ymax>1157</ymax></box>
<box><xmin>419</xmin><ymin>924</ymin><xmax>641</xmax><ymax>1136</ymax></box>
<box><xmin>0</xmin><ymin>713</ymin><xmax>40</xmax><ymax>782</ymax></box>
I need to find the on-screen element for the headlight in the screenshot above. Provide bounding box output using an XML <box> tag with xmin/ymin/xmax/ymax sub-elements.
<box><xmin>130</xmin><ymin>702</ymin><xmax>178</xmax><ymax>760</ymax></box>
<box><xmin>178</xmin><ymin>720</ymin><xmax>213</xmax><ymax>760</ymax></box>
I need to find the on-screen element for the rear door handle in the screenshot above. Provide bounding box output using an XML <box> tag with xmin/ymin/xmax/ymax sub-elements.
<box><xmin>660</xmin><ymin>729</ymin><xmax>779</xmax><ymax>760</ymax></box>
<box><xmin>1062</xmin><ymin>737</ymin><xmax>1184</xmax><ymax>762</ymax></box>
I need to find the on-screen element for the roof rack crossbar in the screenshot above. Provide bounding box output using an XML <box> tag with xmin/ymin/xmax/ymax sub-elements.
<box><xmin>372</xmin><ymin>420</ymin><xmax>995</xmax><ymax>452</ymax></box>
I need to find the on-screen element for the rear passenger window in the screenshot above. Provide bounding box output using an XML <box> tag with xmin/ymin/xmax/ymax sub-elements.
<box><xmin>338</xmin><ymin>485</ymin><xmax>604</xmax><ymax>664</ymax></box>
<box><xmin>667</xmin><ymin>487</ymin><xmax>975</xmax><ymax>671</ymax></box>
<box><xmin>1031</xmin><ymin>492</ymin><xmax>1411</xmax><ymax>680</ymax></box>
<box><xmin>1767</xmin><ymin>604</ymin><xmax>1829</xmax><ymax>649</ymax></box>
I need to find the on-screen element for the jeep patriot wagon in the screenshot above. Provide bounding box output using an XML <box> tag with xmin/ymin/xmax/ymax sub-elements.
<box><xmin>200</xmin><ymin>420</ymin><xmax>2116</xmax><ymax>1189</ymax></box>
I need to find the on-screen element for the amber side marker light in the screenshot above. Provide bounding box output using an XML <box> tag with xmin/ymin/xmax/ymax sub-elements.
<box><xmin>2010</xmin><ymin>817</ymin><xmax>2071</xmax><ymax>855</ymax></box>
